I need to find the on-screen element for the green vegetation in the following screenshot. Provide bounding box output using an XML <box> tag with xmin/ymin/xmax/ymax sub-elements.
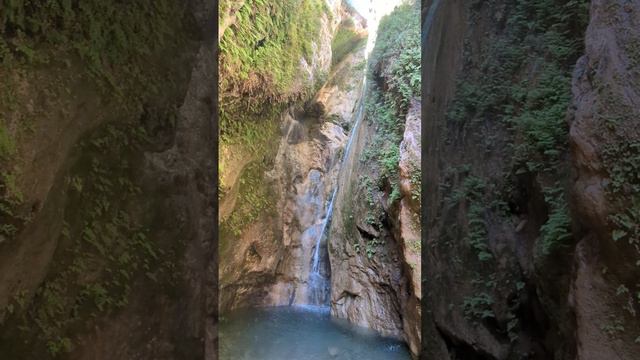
<box><xmin>538</xmin><ymin>186</ymin><xmax>572</xmax><ymax>256</ymax></box>
<box><xmin>0</xmin><ymin>0</ymin><xmax>189</xmax><ymax>99</ymax></box>
<box><xmin>462</xmin><ymin>292</ymin><xmax>495</xmax><ymax>321</ymax></box>
<box><xmin>0</xmin><ymin>124</ymin><xmax>15</xmax><ymax>159</ymax></box>
<box><xmin>602</xmin><ymin>142</ymin><xmax>640</xmax><ymax>255</ymax></box>
<box><xmin>221</xmin><ymin>159</ymin><xmax>276</xmax><ymax>239</ymax></box>
<box><xmin>218</xmin><ymin>0</ymin><xmax>333</xmax><ymax>247</ymax></box>
<box><xmin>360</xmin><ymin>0</ymin><xmax>420</xmax><ymax>198</ymax></box>
<box><xmin>219</xmin><ymin>0</ymin><xmax>330</xmax><ymax>117</ymax></box>
<box><xmin>410</xmin><ymin>168</ymin><xmax>421</xmax><ymax>203</ymax></box>
<box><xmin>1</xmin><ymin>123</ymin><xmax>180</xmax><ymax>356</ymax></box>
<box><xmin>369</xmin><ymin>0</ymin><xmax>421</xmax><ymax>111</ymax></box>
<box><xmin>0</xmin><ymin>1</ymin><xmax>196</xmax><ymax>357</ymax></box>
<box><xmin>447</xmin><ymin>174</ymin><xmax>493</xmax><ymax>262</ymax></box>
<box><xmin>348</xmin><ymin>0</ymin><xmax>420</xmax><ymax>262</ymax></box>
<box><xmin>331</xmin><ymin>19</ymin><xmax>367</xmax><ymax>67</ymax></box>
<box><xmin>0</xmin><ymin>0</ymin><xmax>195</xmax><ymax>247</ymax></box>
<box><xmin>447</xmin><ymin>0</ymin><xmax>589</xmax><ymax>261</ymax></box>
<box><xmin>602</xmin><ymin>315</ymin><xmax>625</xmax><ymax>337</ymax></box>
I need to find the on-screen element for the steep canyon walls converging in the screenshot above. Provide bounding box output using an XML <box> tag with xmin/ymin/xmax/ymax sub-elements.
<box><xmin>3</xmin><ymin>0</ymin><xmax>637</xmax><ymax>359</ymax></box>
<box><xmin>219</xmin><ymin>0</ymin><xmax>421</xmax><ymax>359</ymax></box>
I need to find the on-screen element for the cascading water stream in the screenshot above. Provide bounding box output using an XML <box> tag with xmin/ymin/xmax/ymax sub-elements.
<box><xmin>308</xmin><ymin>77</ymin><xmax>368</xmax><ymax>304</ymax></box>
<box><xmin>311</xmin><ymin>188</ymin><xmax>337</xmax><ymax>273</ymax></box>
<box><xmin>422</xmin><ymin>0</ymin><xmax>442</xmax><ymax>44</ymax></box>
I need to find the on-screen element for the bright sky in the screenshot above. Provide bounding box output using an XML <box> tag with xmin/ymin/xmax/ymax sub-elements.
<box><xmin>346</xmin><ymin>0</ymin><xmax>404</xmax><ymax>55</ymax></box>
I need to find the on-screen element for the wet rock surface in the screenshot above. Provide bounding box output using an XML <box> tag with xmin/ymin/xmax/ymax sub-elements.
<box><xmin>218</xmin><ymin>43</ymin><xmax>367</xmax><ymax>312</ymax></box>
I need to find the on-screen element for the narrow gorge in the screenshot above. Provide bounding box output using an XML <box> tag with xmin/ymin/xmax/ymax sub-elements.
<box><xmin>1</xmin><ymin>0</ymin><xmax>639</xmax><ymax>359</ymax></box>
<box><xmin>219</xmin><ymin>0</ymin><xmax>421</xmax><ymax>359</ymax></box>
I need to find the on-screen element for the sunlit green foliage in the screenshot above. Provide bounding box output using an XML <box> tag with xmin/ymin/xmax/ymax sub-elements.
<box><xmin>348</xmin><ymin>1</ymin><xmax>420</xmax><ymax>261</ymax></box>
<box><xmin>360</xmin><ymin>0</ymin><xmax>420</xmax><ymax>203</ymax></box>
<box><xmin>218</xmin><ymin>1</ymin><xmax>331</xmax><ymax>221</ymax></box>
<box><xmin>331</xmin><ymin>19</ymin><xmax>367</xmax><ymax>67</ymax></box>
<box><xmin>369</xmin><ymin>0</ymin><xmax>421</xmax><ymax>112</ymax></box>
<box><xmin>219</xmin><ymin>0</ymin><xmax>330</xmax><ymax>115</ymax></box>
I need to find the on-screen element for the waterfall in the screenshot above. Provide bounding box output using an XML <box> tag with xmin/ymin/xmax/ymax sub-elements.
<box><xmin>422</xmin><ymin>0</ymin><xmax>442</xmax><ymax>44</ymax></box>
<box><xmin>308</xmin><ymin>77</ymin><xmax>368</xmax><ymax>305</ymax></box>
<box><xmin>311</xmin><ymin>188</ymin><xmax>337</xmax><ymax>273</ymax></box>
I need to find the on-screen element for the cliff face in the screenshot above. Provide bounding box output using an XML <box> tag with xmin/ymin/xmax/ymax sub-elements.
<box><xmin>218</xmin><ymin>0</ymin><xmax>367</xmax><ymax>312</ymax></box>
<box><xmin>569</xmin><ymin>0</ymin><xmax>640</xmax><ymax>357</ymax></box>
<box><xmin>328</xmin><ymin>99</ymin><xmax>421</xmax><ymax>357</ymax></box>
<box><xmin>0</xmin><ymin>1</ymin><xmax>213</xmax><ymax>358</ymax></box>
<box><xmin>423</xmin><ymin>0</ymin><xmax>640</xmax><ymax>358</ymax></box>
<box><xmin>328</xmin><ymin>2</ymin><xmax>422</xmax><ymax>358</ymax></box>
<box><xmin>219</xmin><ymin>1</ymin><xmax>423</xmax><ymax>357</ymax></box>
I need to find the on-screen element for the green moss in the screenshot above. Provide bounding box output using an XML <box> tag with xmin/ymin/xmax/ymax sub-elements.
<box><xmin>331</xmin><ymin>20</ymin><xmax>367</xmax><ymax>67</ymax></box>
<box><xmin>220</xmin><ymin>158</ymin><xmax>276</xmax><ymax>240</ymax></box>
<box><xmin>219</xmin><ymin>0</ymin><xmax>329</xmax><ymax>116</ymax></box>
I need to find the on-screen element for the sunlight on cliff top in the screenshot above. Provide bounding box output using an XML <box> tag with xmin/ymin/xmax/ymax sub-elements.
<box><xmin>346</xmin><ymin>0</ymin><xmax>404</xmax><ymax>55</ymax></box>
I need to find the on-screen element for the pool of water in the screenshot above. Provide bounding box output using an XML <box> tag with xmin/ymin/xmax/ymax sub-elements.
<box><xmin>219</xmin><ymin>305</ymin><xmax>412</xmax><ymax>360</ymax></box>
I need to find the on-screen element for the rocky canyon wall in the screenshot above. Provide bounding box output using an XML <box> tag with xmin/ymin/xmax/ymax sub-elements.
<box><xmin>0</xmin><ymin>1</ymin><xmax>214</xmax><ymax>358</ymax></box>
<box><xmin>218</xmin><ymin>1</ymin><xmax>423</xmax><ymax>358</ymax></box>
<box><xmin>218</xmin><ymin>0</ymin><xmax>368</xmax><ymax>312</ymax></box>
<box><xmin>328</xmin><ymin>2</ymin><xmax>422</xmax><ymax>358</ymax></box>
<box><xmin>568</xmin><ymin>0</ymin><xmax>640</xmax><ymax>357</ymax></box>
<box><xmin>422</xmin><ymin>0</ymin><xmax>640</xmax><ymax>358</ymax></box>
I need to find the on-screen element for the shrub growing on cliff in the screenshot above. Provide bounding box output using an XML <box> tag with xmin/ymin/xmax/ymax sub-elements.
<box><xmin>462</xmin><ymin>293</ymin><xmax>495</xmax><ymax>321</ymax></box>
<box><xmin>356</xmin><ymin>0</ymin><xmax>420</xmax><ymax>219</ymax></box>
<box><xmin>369</xmin><ymin>0</ymin><xmax>421</xmax><ymax>114</ymax></box>
<box><xmin>219</xmin><ymin>0</ymin><xmax>331</xmax><ymax>116</ymax></box>
<box><xmin>446</xmin><ymin>0</ymin><xmax>589</xmax><ymax>263</ymax></box>
<box><xmin>538</xmin><ymin>187</ymin><xmax>572</xmax><ymax>256</ymax></box>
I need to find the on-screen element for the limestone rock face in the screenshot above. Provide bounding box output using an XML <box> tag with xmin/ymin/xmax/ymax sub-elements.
<box><xmin>397</xmin><ymin>100</ymin><xmax>422</xmax><ymax>356</ymax></box>
<box><xmin>218</xmin><ymin>44</ymin><xmax>367</xmax><ymax>312</ymax></box>
<box><xmin>327</xmin><ymin>68</ymin><xmax>422</xmax><ymax>360</ymax></box>
<box><xmin>327</xmin><ymin>103</ymin><xmax>422</xmax><ymax>358</ymax></box>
